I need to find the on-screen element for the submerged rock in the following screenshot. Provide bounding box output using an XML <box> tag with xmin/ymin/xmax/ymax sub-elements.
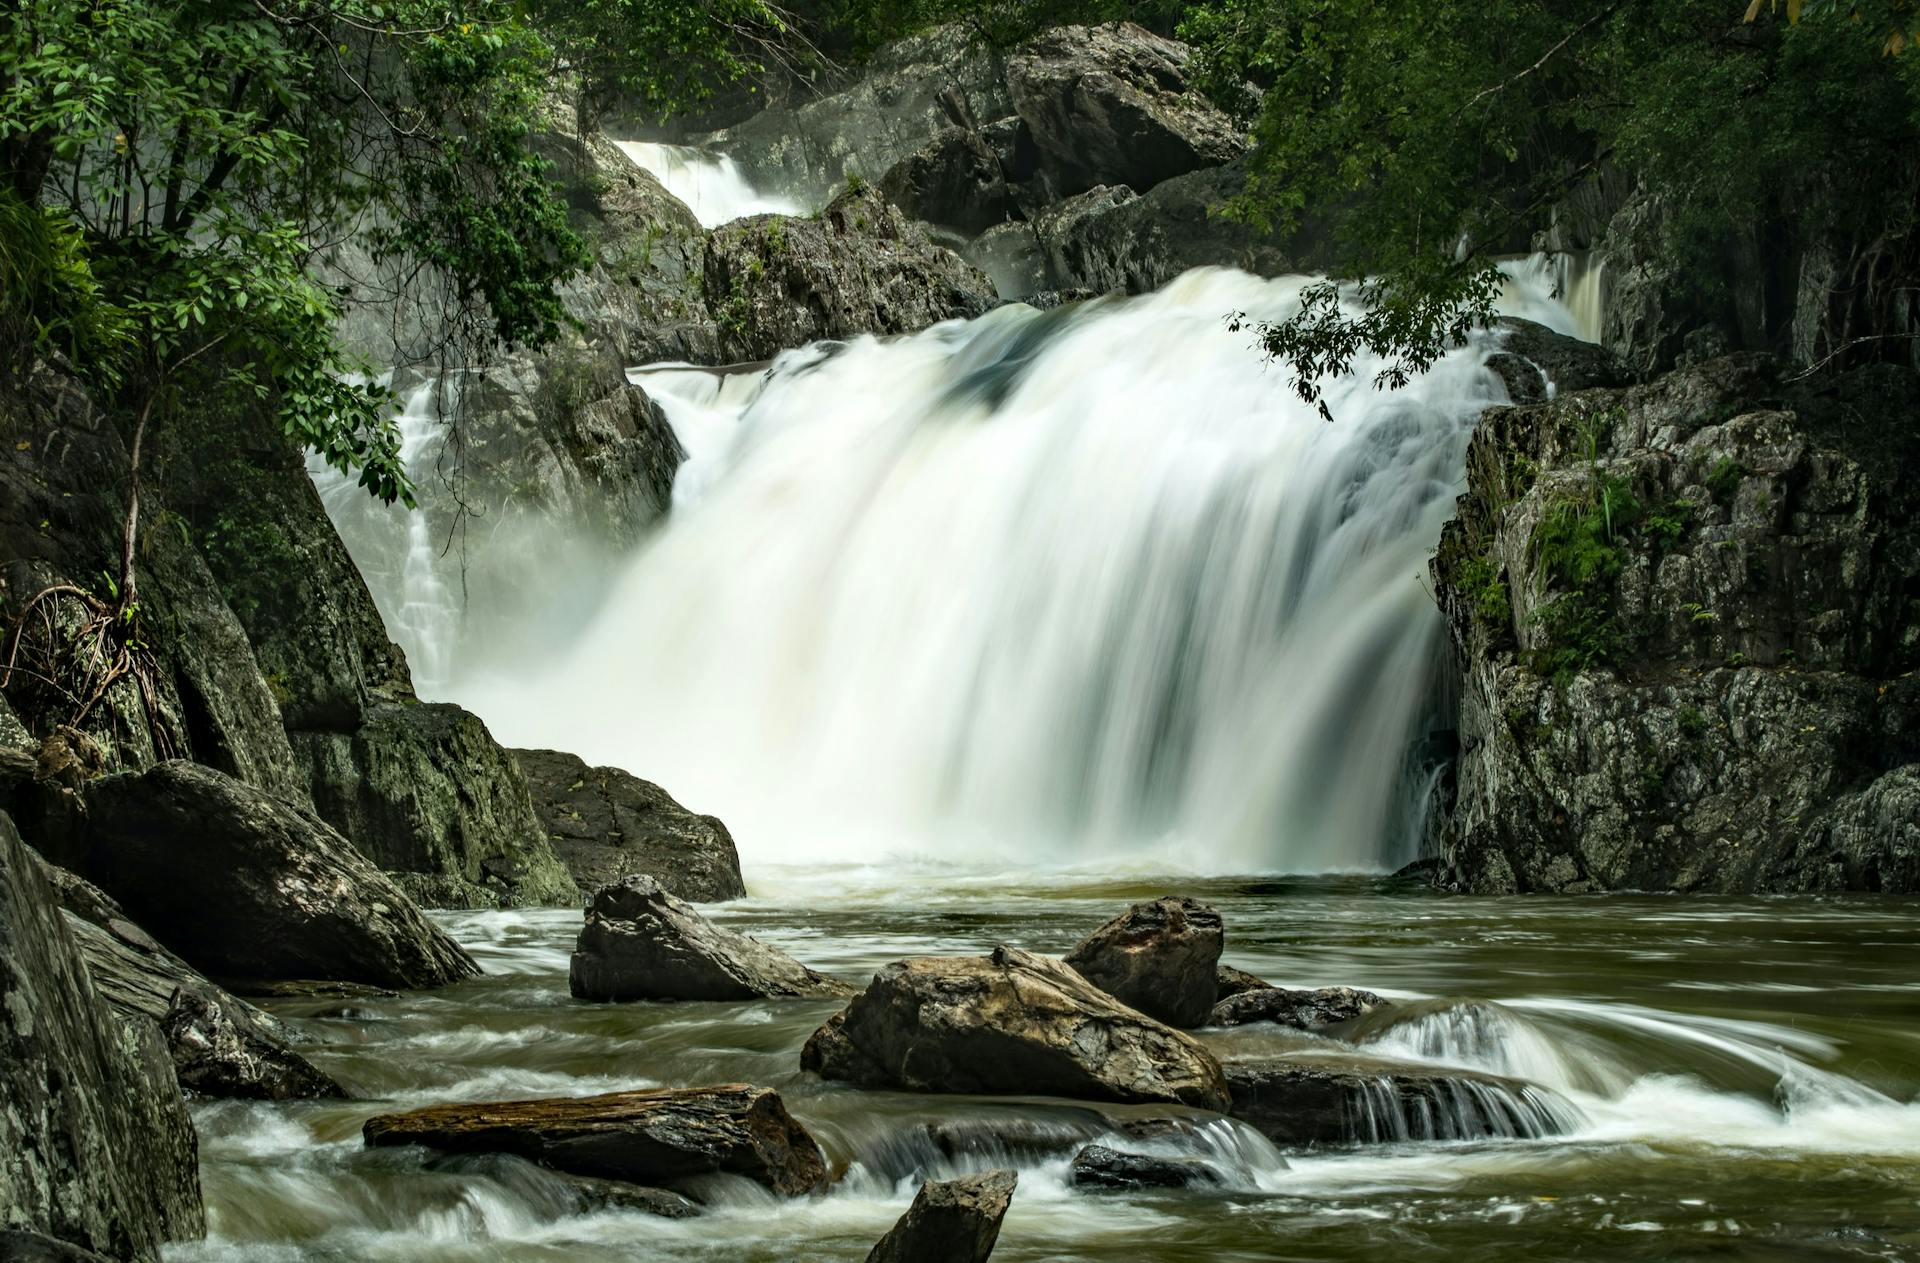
<box><xmin>1207</xmin><ymin>986</ymin><xmax>1387</xmax><ymax>1031</ymax></box>
<box><xmin>0</xmin><ymin>813</ymin><xmax>204</xmax><ymax>1260</ymax></box>
<box><xmin>513</xmin><ymin>749</ymin><xmax>744</xmax><ymax>902</ymax></box>
<box><xmin>1068</xmin><ymin>1143</ymin><xmax>1220</xmax><ymax>1191</ymax></box>
<box><xmin>1064</xmin><ymin>896</ymin><xmax>1223</xmax><ymax>1028</ymax></box>
<box><xmin>569</xmin><ymin>875</ymin><xmax>848</xmax><ymax>1001</ymax></box>
<box><xmin>702</xmin><ymin>186</ymin><xmax>995</xmax><ymax>363</ymax></box>
<box><xmin>1224</xmin><ymin>1056</ymin><xmax>1579</xmax><ymax>1146</ymax></box>
<box><xmin>801</xmin><ymin>946</ymin><xmax>1230</xmax><ymax>1110</ymax></box>
<box><xmin>866</xmin><ymin>1169</ymin><xmax>1017</xmax><ymax>1263</ymax></box>
<box><xmin>363</xmin><ymin>1084</ymin><xmax>829</xmax><ymax>1197</ymax></box>
<box><xmin>75</xmin><ymin>760</ymin><xmax>478</xmax><ymax>989</ymax></box>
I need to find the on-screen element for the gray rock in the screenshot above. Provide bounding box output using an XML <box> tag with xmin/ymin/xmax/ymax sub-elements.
<box><xmin>1225</xmin><ymin>1056</ymin><xmax>1580</xmax><ymax>1146</ymax></box>
<box><xmin>1433</xmin><ymin>358</ymin><xmax>1920</xmax><ymax>892</ymax></box>
<box><xmin>1064</xmin><ymin>896</ymin><xmax>1223</xmax><ymax>1028</ymax></box>
<box><xmin>75</xmin><ymin>760</ymin><xmax>478</xmax><ymax>989</ymax></box>
<box><xmin>296</xmin><ymin>703</ymin><xmax>579</xmax><ymax>910</ymax></box>
<box><xmin>1485</xmin><ymin>318</ymin><xmax>1630</xmax><ymax>405</ymax></box>
<box><xmin>1005</xmin><ymin>23</ymin><xmax>1246</xmax><ymax>199</ymax></box>
<box><xmin>363</xmin><ymin>1084</ymin><xmax>830</xmax><ymax>1197</ymax></box>
<box><xmin>702</xmin><ymin>187</ymin><xmax>996</xmax><ymax>362</ymax></box>
<box><xmin>0</xmin><ymin>1230</ymin><xmax>117</xmax><ymax>1261</ymax></box>
<box><xmin>569</xmin><ymin>875</ymin><xmax>847</xmax><ymax>1001</ymax></box>
<box><xmin>0</xmin><ymin>812</ymin><xmax>204</xmax><ymax>1260</ymax></box>
<box><xmin>513</xmin><ymin>748</ymin><xmax>744</xmax><ymax>902</ymax></box>
<box><xmin>866</xmin><ymin>1169</ymin><xmax>1017</xmax><ymax>1263</ymax></box>
<box><xmin>880</xmin><ymin>126</ymin><xmax>1014</xmax><ymax>235</ymax></box>
<box><xmin>1068</xmin><ymin>1143</ymin><xmax>1219</xmax><ymax>1191</ymax></box>
<box><xmin>801</xmin><ymin>946</ymin><xmax>1230</xmax><ymax>1110</ymax></box>
<box><xmin>1207</xmin><ymin>986</ymin><xmax>1386</xmax><ymax>1031</ymax></box>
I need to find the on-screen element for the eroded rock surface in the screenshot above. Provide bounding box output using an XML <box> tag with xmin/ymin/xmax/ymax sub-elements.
<box><xmin>1064</xmin><ymin>896</ymin><xmax>1222</xmax><ymax>1028</ymax></box>
<box><xmin>866</xmin><ymin>1169</ymin><xmax>1017</xmax><ymax>1263</ymax></box>
<box><xmin>363</xmin><ymin>1084</ymin><xmax>828</xmax><ymax>1197</ymax></box>
<box><xmin>801</xmin><ymin>946</ymin><xmax>1230</xmax><ymax>1110</ymax></box>
<box><xmin>570</xmin><ymin>875</ymin><xmax>847</xmax><ymax>1001</ymax></box>
<box><xmin>1207</xmin><ymin>986</ymin><xmax>1387</xmax><ymax>1031</ymax></box>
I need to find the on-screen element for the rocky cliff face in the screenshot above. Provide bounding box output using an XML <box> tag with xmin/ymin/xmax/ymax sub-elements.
<box><xmin>1432</xmin><ymin>351</ymin><xmax>1920</xmax><ymax>892</ymax></box>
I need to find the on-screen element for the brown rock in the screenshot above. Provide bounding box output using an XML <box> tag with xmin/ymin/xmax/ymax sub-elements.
<box><xmin>1225</xmin><ymin>1056</ymin><xmax>1579</xmax><ymax>1146</ymax></box>
<box><xmin>1207</xmin><ymin>986</ymin><xmax>1386</xmax><ymax>1031</ymax></box>
<box><xmin>866</xmin><ymin>1170</ymin><xmax>1016</xmax><ymax>1263</ymax></box>
<box><xmin>1063</xmin><ymin>896</ymin><xmax>1222</xmax><ymax>1028</ymax></box>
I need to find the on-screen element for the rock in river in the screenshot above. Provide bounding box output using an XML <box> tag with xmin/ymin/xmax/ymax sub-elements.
<box><xmin>1207</xmin><ymin>986</ymin><xmax>1387</xmax><ymax>1031</ymax></box>
<box><xmin>74</xmin><ymin>760</ymin><xmax>477</xmax><ymax>990</ymax></box>
<box><xmin>866</xmin><ymin>1169</ymin><xmax>1017</xmax><ymax>1263</ymax></box>
<box><xmin>513</xmin><ymin>749</ymin><xmax>745</xmax><ymax>902</ymax></box>
<box><xmin>1068</xmin><ymin>1143</ymin><xmax>1220</xmax><ymax>1191</ymax></box>
<box><xmin>801</xmin><ymin>946</ymin><xmax>1230</xmax><ymax>1111</ymax></box>
<box><xmin>363</xmin><ymin>1084</ymin><xmax>829</xmax><ymax>1197</ymax></box>
<box><xmin>0</xmin><ymin>813</ymin><xmax>204</xmax><ymax>1261</ymax></box>
<box><xmin>1064</xmin><ymin>895</ymin><xmax>1223</xmax><ymax>1028</ymax></box>
<box><xmin>570</xmin><ymin>875</ymin><xmax>849</xmax><ymax>1002</ymax></box>
<box><xmin>1225</xmin><ymin>1056</ymin><xmax>1581</xmax><ymax>1146</ymax></box>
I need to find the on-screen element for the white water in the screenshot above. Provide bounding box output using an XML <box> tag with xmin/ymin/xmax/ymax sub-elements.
<box><xmin>612</xmin><ymin>141</ymin><xmax>805</xmax><ymax>227</ymax></box>
<box><xmin>444</xmin><ymin>269</ymin><xmax>1550</xmax><ymax>871</ymax></box>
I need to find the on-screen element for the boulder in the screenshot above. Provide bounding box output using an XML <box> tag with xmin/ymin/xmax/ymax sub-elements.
<box><xmin>296</xmin><ymin>703</ymin><xmax>579</xmax><ymax>910</ymax></box>
<box><xmin>569</xmin><ymin>875</ymin><xmax>848</xmax><ymax>1001</ymax></box>
<box><xmin>0</xmin><ymin>813</ymin><xmax>203</xmax><ymax>1260</ymax></box>
<box><xmin>1063</xmin><ymin>896</ymin><xmax>1222</xmax><ymax>1028</ymax></box>
<box><xmin>1068</xmin><ymin>1143</ymin><xmax>1219</xmax><ymax>1191</ymax></box>
<box><xmin>74</xmin><ymin>760</ymin><xmax>478</xmax><ymax>989</ymax></box>
<box><xmin>1207</xmin><ymin>986</ymin><xmax>1386</xmax><ymax>1031</ymax></box>
<box><xmin>879</xmin><ymin>127</ymin><xmax>1013</xmax><ymax>235</ymax></box>
<box><xmin>702</xmin><ymin>187</ymin><xmax>996</xmax><ymax>362</ymax></box>
<box><xmin>0</xmin><ymin>1232</ymin><xmax>117</xmax><ymax>1262</ymax></box>
<box><xmin>1214</xmin><ymin>964</ymin><xmax>1271</xmax><ymax>1001</ymax></box>
<box><xmin>801</xmin><ymin>946</ymin><xmax>1230</xmax><ymax>1110</ymax></box>
<box><xmin>1485</xmin><ymin>318</ymin><xmax>1630</xmax><ymax>405</ymax></box>
<box><xmin>1224</xmin><ymin>1056</ymin><xmax>1579</xmax><ymax>1146</ymax></box>
<box><xmin>513</xmin><ymin>749</ymin><xmax>744</xmax><ymax>902</ymax></box>
<box><xmin>866</xmin><ymin>1169</ymin><xmax>1017</xmax><ymax>1263</ymax></box>
<box><xmin>1005</xmin><ymin>23</ymin><xmax>1245</xmax><ymax>199</ymax></box>
<box><xmin>363</xmin><ymin>1084</ymin><xmax>829</xmax><ymax>1197</ymax></box>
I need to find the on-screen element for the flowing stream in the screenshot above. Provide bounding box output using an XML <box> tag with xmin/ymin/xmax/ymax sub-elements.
<box><xmin>284</xmin><ymin>214</ymin><xmax>1920</xmax><ymax>1259</ymax></box>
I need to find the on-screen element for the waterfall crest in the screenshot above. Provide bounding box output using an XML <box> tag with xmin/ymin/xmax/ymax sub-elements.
<box><xmin>612</xmin><ymin>141</ymin><xmax>806</xmax><ymax>227</ymax></box>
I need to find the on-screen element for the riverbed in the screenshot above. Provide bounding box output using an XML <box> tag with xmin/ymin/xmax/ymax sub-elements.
<box><xmin>168</xmin><ymin>867</ymin><xmax>1920</xmax><ymax>1261</ymax></box>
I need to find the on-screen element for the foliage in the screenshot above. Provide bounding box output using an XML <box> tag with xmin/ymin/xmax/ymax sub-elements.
<box><xmin>535</xmin><ymin>0</ymin><xmax>795</xmax><ymax>125</ymax></box>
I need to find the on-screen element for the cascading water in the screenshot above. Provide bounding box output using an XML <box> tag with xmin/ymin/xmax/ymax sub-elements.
<box><xmin>452</xmin><ymin>269</ymin><xmax>1537</xmax><ymax>872</ymax></box>
<box><xmin>612</xmin><ymin>141</ymin><xmax>806</xmax><ymax>227</ymax></box>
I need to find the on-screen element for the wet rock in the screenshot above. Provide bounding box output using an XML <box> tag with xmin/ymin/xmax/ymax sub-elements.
<box><xmin>1433</xmin><ymin>358</ymin><xmax>1920</xmax><ymax>893</ymax></box>
<box><xmin>513</xmin><ymin>749</ymin><xmax>744</xmax><ymax>902</ymax></box>
<box><xmin>57</xmin><ymin>894</ymin><xmax>343</xmax><ymax>1101</ymax></box>
<box><xmin>1214</xmin><ymin>964</ymin><xmax>1272</xmax><ymax>1001</ymax></box>
<box><xmin>866</xmin><ymin>1169</ymin><xmax>1017</xmax><ymax>1263</ymax></box>
<box><xmin>1064</xmin><ymin>895</ymin><xmax>1222</xmax><ymax>1028</ymax></box>
<box><xmin>801</xmin><ymin>946</ymin><xmax>1230</xmax><ymax>1110</ymax></box>
<box><xmin>1485</xmin><ymin>318</ymin><xmax>1630</xmax><ymax>405</ymax></box>
<box><xmin>1207</xmin><ymin>986</ymin><xmax>1387</xmax><ymax>1031</ymax></box>
<box><xmin>569</xmin><ymin>875</ymin><xmax>848</xmax><ymax>1001</ymax></box>
<box><xmin>297</xmin><ymin>703</ymin><xmax>579</xmax><ymax>910</ymax></box>
<box><xmin>1068</xmin><ymin>1143</ymin><xmax>1219</xmax><ymax>1191</ymax></box>
<box><xmin>879</xmin><ymin>126</ymin><xmax>1013</xmax><ymax>235</ymax></box>
<box><xmin>557</xmin><ymin>1174</ymin><xmax>700</xmax><ymax>1218</ymax></box>
<box><xmin>363</xmin><ymin>1084</ymin><xmax>829</xmax><ymax>1197</ymax></box>
<box><xmin>75</xmin><ymin>760</ymin><xmax>478</xmax><ymax>989</ymax></box>
<box><xmin>702</xmin><ymin>187</ymin><xmax>996</xmax><ymax>363</ymax></box>
<box><xmin>1224</xmin><ymin>1056</ymin><xmax>1579</xmax><ymax>1146</ymax></box>
<box><xmin>0</xmin><ymin>1231</ymin><xmax>117</xmax><ymax>1262</ymax></box>
<box><xmin>1005</xmin><ymin>23</ymin><xmax>1245</xmax><ymax>199</ymax></box>
<box><xmin>0</xmin><ymin>813</ymin><xmax>204</xmax><ymax>1260</ymax></box>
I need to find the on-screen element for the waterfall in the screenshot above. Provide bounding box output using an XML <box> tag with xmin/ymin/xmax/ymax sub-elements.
<box><xmin>426</xmin><ymin>267</ymin><xmax>1570</xmax><ymax>872</ymax></box>
<box><xmin>1508</xmin><ymin>251</ymin><xmax>1610</xmax><ymax>344</ymax></box>
<box><xmin>611</xmin><ymin>141</ymin><xmax>806</xmax><ymax>227</ymax></box>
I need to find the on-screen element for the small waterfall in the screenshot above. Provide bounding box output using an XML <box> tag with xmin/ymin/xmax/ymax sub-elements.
<box><xmin>612</xmin><ymin>141</ymin><xmax>805</xmax><ymax>227</ymax></box>
<box><xmin>1507</xmin><ymin>251</ymin><xmax>1610</xmax><ymax>344</ymax></box>
<box><xmin>1347</xmin><ymin>1076</ymin><xmax>1585</xmax><ymax>1144</ymax></box>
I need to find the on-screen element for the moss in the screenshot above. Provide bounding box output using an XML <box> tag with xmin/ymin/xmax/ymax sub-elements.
<box><xmin>1458</xmin><ymin>552</ymin><xmax>1512</xmax><ymax>633</ymax></box>
<box><xmin>1706</xmin><ymin>456</ymin><xmax>1746</xmax><ymax>505</ymax></box>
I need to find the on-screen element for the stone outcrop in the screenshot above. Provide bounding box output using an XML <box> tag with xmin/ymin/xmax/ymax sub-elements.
<box><xmin>1004</xmin><ymin>23</ymin><xmax>1246</xmax><ymax>200</ymax></box>
<box><xmin>1064</xmin><ymin>896</ymin><xmax>1222</xmax><ymax>1028</ymax></box>
<box><xmin>363</xmin><ymin>1084</ymin><xmax>829</xmax><ymax>1197</ymax></box>
<box><xmin>1433</xmin><ymin>355</ymin><xmax>1920</xmax><ymax>892</ymax></box>
<box><xmin>866</xmin><ymin>1170</ymin><xmax>1017</xmax><ymax>1263</ymax></box>
<box><xmin>1486</xmin><ymin>318</ymin><xmax>1632</xmax><ymax>404</ymax></box>
<box><xmin>297</xmin><ymin>704</ymin><xmax>578</xmax><ymax>910</ymax></box>
<box><xmin>879</xmin><ymin>127</ymin><xmax>1014</xmax><ymax>236</ymax></box>
<box><xmin>1068</xmin><ymin>1144</ymin><xmax>1219</xmax><ymax>1191</ymax></box>
<box><xmin>1208</xmin><ymin>986</ymin><xmax>1386</xmax><ymax>1031</ymax></box>
<box><xmin>569</xmin><ymin>875</ymin><xmax>847</xmax><ymax>1001</ymax></box>
<box><xmin>1225</xmin><ymin>1056</ymin><xmax>1579</xmax><ymax>1146</ymax></box>
<box><xmin>74</xmin><ymin>760</ymin><xmax>478</xmax><ymax>988</ymax></box>
<box><xmin>513</xmin><ymin>749</ymin><xmax>744</xmax><ymax>902</ymax></box>
<box><xmin>0</xmin><ymin>813</ymin><xmax>203</xmax><ymax>1260</ymax></box>
<box><xmin>56</xmin><ymin>881</ymin><xmax>344</xmax><ymax>1100</ymax></box>
<box><xmin>703</xmin><ymin>187</ymin><xmax>996</xmax><ymax>362</ymax></box>
<box><xmin>801</xmin><ymin>946</ymin><xmax>1230</xmax><ymax>1110</ymax></box>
